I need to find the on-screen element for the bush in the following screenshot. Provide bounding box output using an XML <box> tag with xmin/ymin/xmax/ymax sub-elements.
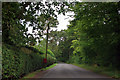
<box><xmin>47</xmin><ymin>49</ymin><xmax>55</xmax><ymax>57</ymax></box>
<box><xmin>2</xmin><ymin>44</ymin><xmax>56</xmax><ymax>79</ymax></box>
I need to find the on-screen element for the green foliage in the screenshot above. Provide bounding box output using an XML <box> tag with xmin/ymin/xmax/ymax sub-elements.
<box><xmin>47</xmin><ymin>49</ymin><xmax>55</xmax><ymax>57</ymax></box>
<box><xmin>66</xmin><ymin>2</ymin><xmax>120</xmax><ymax>69</ymax></box>
<box><xmin>34</xmin><ymin>39</ymin><xmax>46</xmax><ymax>54</ymax></box>
<box><xmin>34</xmin><ymin>39</ymin><xmax>55</xmax><ymax>57</ymax></box>
<box><xmin>50</xmin><ymin>2</ymin><xmax>120</xmax><ymax>71</ymax></box>
<box><xmin>2</xmin><ymin>2</ymin><xmax>120</xmax><ymax>79</ymax></box>
<box><xmin>23</xmin><ymin>45</ymin><xmax>44</xmax><ymax>54</ymax></box>
<box><xmin>23</xmin><ymin>63</ymin><xmax>57</xmax><ymax>78</ymax></box>
<box><xmin>2</xmin><ymin>44</ymin><xmax>56</xmax><ymax>79</ymax></box>
<box><xmin>72</xmin><ymin>64</ymin><xmax>120</xmax><ymax>79</ymax></box>
<box><xmin>2</xmin><ymin>2</ymin><xmax>69</xmax><ymax>46</ymax></box>
<box><xmin>48</xmin><ymin>30</ymin><xmax>74</xmax><ymax>62</ymax></box>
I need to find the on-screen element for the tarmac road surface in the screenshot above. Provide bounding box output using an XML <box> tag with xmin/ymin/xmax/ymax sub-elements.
<box><xmin>33</xmin><ymin>63</ymin><xmax>118</xmax><ymax>80</ymax></box>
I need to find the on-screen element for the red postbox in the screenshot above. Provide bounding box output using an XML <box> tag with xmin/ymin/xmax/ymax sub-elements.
<box><xmin>43</xmin><ymin>58</ymin><xmax>47</xmax><ymax>63</ymax></box>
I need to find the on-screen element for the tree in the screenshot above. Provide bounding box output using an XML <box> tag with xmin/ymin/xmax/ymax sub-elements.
<box><xmin>2</xmin><ymin>2</ymin><xmax>69</xmax><ymax>46</ymax></box>
<box><xmin>67</xmin><ymin>2</ymin><xmax>120</xmax><ymax>69</ymax></box>
<box><xmin>48</xmin><ymin>30</ymin><xmax>74</xmax><ymax>62</ymax></box>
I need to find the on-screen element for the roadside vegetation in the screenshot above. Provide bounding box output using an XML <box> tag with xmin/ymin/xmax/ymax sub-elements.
<box><xmin>2</xmin><ymin>43</ymin><xmax>56</xmax><ymax>79</ymax></box>
<box><xmin>2</xmin><ymin>1</ymin><xmax>120</xmax><ymax>79</ymax></box>
<box><xmin>72</xmin><ymin>64</ymin><xmax>120</xmax><ymax>79</ymax></box>
<box><xmin>22</xmin><ymin>63</ymin><xmax>57</xmax><ymax>79</ymax></box>
<box><xmin>47</xmin><ymin>2</ymin><xmax>120</xmax><ymax>79</ymax></box>
<box><xmin>2</xmin><ymin>2</ymin><xmax>66</xmax><ymax>79</ymax></box>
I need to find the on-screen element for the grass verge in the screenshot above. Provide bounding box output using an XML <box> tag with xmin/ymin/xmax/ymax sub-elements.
<box><xmin>72</xmin><ymin>63</ymin><xmax>120</xmax><ymax>79</ymax></box>
<box><xmin>20</xmin><ymin>63</ymin><xmax>57</xmax><ymax>79</ymax></box>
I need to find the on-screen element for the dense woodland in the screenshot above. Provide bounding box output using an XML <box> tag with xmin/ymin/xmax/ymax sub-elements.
<box><xmin>2</xmin><ymin>2</ymin><xmax>120</xmax><ymax>79</ymax></box>
<box><xmin>49</xmin><ymin>2</ymin><xmax>120</xmax><ymax>69</ymax></box>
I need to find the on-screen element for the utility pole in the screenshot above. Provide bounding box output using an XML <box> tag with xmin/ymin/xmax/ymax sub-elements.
<box><xmin>44</xmin><ymin>21</ymin><xmax>49</xmax><ymax>64</ymax></box>
<box><xmin>46</xmin><ymin>23</ymin><xmax>49</xmax><ymax>59</ymax></box>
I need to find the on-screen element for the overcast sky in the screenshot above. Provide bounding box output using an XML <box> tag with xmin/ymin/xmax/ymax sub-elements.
<box><xmin>26</xmin><ymin>1</ymin><xmax>75</xmax><ymax>34</ymax></box>
<box><xmin>27</xmin><ymin>12</ymin><xmax>74</xmax><ymax>34</ymax></box>
<box><xmin>51</xmin><ymin>12</ymin><xmax>74</xmax><ymax>31</ymax></box>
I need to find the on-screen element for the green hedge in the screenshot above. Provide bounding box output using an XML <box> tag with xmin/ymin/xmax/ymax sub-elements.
<box><xmin>2</xmin><ymin>44</ymin><xmax>56</xmax><ymax>79</ymax></box>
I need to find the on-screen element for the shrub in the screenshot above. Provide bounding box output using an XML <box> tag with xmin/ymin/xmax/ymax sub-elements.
<box><xmin>47</xmin><ymin>49</ymin><xmax>55</xmax><ymax>57</ymax></box>
<box><xmin>2</xmin><ymin>44</ymin><xmax>56</xmax><ymax>79</ymax></box>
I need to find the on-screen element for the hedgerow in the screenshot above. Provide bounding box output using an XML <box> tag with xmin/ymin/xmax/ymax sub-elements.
<box><xmin>2</xmin><ymin>44</ymin><xmax>56</xmax><ymax>79</ymax></box>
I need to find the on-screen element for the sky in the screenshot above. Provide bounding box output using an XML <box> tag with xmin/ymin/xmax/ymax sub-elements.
<box><xmin>51</xmin><ymin>12</ymin><xmax>74</xmax><ymax>31</ymax></box>
<box><xmin>26</xmin><ymin>2</ymin><xmax>75</xmax><ymax>34</ymax></box>
<box><xmin>27</xmin><ymin>12</ymin><xmax>74</xmax><ymax>34</ymax></box>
